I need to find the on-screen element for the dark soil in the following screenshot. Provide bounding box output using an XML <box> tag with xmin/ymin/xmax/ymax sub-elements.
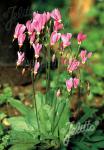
<box><xmin>0</xmin><ymin>65</ymin><xmax>31</xmax><ymax>85</ymax></box>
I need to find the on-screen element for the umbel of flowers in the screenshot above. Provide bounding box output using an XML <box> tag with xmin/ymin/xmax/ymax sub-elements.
<box><xmin>13</xmin><ymin>8</ymin><xmax>92</xmax><ymax>93</ymax></box>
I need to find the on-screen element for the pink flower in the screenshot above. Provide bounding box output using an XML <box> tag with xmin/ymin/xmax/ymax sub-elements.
<box><xmin>42</xmin><ymin>12</ymin><xmax>51</xmax><ymax>26</ymax></box>
<box><xmin>66</xmin><ymin>78</ymin><xmax>79</xmax><ymax>92</ymax></box>
<box><xmin>14</xmin><ymin>23</ymin><xmax>21</xmax><ymax>39</ymax></box>
<box><xmin>80</xmin><ymin>50</ymin><xmax>92</xmax><ymax>64</ymax></box>
<box><xmin>14</xmin><ymin>23</ymin><xmax>26</xmax><ymax>39</ymax></box>
<box><xmin>33</xmin><ymin>21</ymin><xmax>43</xmax><ymax>34</ymax></box>
<box><xmin>33</xmin><ymin>12</ymin><xmax>41</xmax><ymax>21</ymax></box>
<box><xmin>32</xmin><ymin>12</ymin><xmax>51</xmax><ymax>33</ymax></box>
<box><xmin>66</xmin><ymin>78</ymin><xmax>73</xmax><ymax>92</ymax></box>
<box><xmin>53</xmin><ymin>21</ymin><xmax>63</xmax><ymax>32</ymax></box>
<box><xmin>42</xmin><ymin>12</ymin><xmax>49</xmax><ymax>27</ymax></box>
<box><xmin>33</xmin><ymin>13</ymin><xmax>48</xmax><ymax>32</ymax></box>
<box><xmin>33</xmin><ymin>43</ymin><xmax>42</xmax><ymax>59</ymax></box>
<box><xmin>46</xmin><ymin>12</ymin><xmax>51</xmax><ymax>22</ymax></box>
<box><xmin>30</xmin><ymin>32</ymin><xmax>35</xmax><ymax>45</ymax></box>
<box><xmin>67</xmin><ymin>59</ymin><xmax>80</xmax><ymax>73</ymax></box>
<box><xmin>34</xmin><ymin>61</ymin><xmax>40</xmax><ymax>75</ymax></box>
<box><xmin>16</xmin><ymin>51</ymin><xmax>25</xmax><ymax>66</ymax></box>
<box><xmin>61</xmin><ymin>33</ymin><xmax>72</xmax><ymax>48</ymax></box>
<box><xmin>77</xmin><ymin>32</ymin><xmax>87</xmax><ymax>45</ymax></box>
<box><xmin>73</xmin><ymin>78</ymin><xmax>79</xmax><ymax>88</ymax></box>
<box><xmin>51</xmin><ymin>9</ymin><xmax>62</xmax><ymax>22</ymax></box>
<box><xmin>26</xmin><ymin>20</ymin><xmax>34</xmax><ymax>35</ymax></box>
<box><xmin>50</xmin><ymin>31</ymin><xmax>61</xmax><ymax>45</ymax></box>
<box><xmin>18</xmin><ymin>33</ymin><xmax>26</xmax><ymax>48</ymax></box>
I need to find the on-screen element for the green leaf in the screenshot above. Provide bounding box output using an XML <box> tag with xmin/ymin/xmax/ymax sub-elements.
<box><xmin>39</xmin><ymin>105</ymin><xmax>52</xmax><ymax>133</ymax></box>
<box><xmin>35</xmin><ymin>92</ymin><xmax>46</xmax><ymax>106</ymax></box>
<box><xmin>0</xmin><ymin>112</ymin><xmax>6</xmax><ymax>121</ymax></box>
<box><xmin>53</xmin><ymin>100</ymin><xmax>69</xmax><ymax>140</ymax></box>
<box><xmin>8</xmin><ymin>98</ymin><xmax>37</xmax><ymax>129</ymax></box>
<box><xmin>75</xmin><ymin>142</ymin><xmax>91</xmax><ymax>150</ymax></box>
<box><xmin>8</xmin><ymin>99</ymin><xmax>32</xmax><ymax>116</ymax></box>
<box><xmin>8</xmin><ymin>117</ymin><xmax>35</xmax><ymax>131</ymax></box>
<box><xmin>94</xmin><ymin>141</ymin><xmax>104</xmax><ymax>148</ymax></box>
<box><xmin>59</xmin><ymin>104</ymin><xmax>70</xmax><ymax>139</ymax></box>
<box><xmin>0</xmin><ymin>124</ymin><xmax>3</xmax><ymax>136</ymax></box>
<box><xmin>0</xmin><ymin>87</ymin><xmax>13</xmax><ymax>104</ymax></box>
<box><xmin>90</xmin><ymin>136</ymin><xmax>104</xmax><ymax>142</ymax></box>
<box><xmin>79</xmin><ymin>106</ymin><xmax>97</xmax><ymax>124</ymax></box>
<box><xmin>90</xmin><ymin>146</ymin><xmax>98</xmax><ymax>150</ymax></box>
<box><xmin>9</xmin><ymin>144</ymin><xmax>34</xmax><ymax>150</ymax></box>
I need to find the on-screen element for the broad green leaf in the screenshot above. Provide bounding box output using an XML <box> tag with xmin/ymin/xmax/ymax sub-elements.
<box><xmin>39</xmin><ymin>105</ymin><xmax>51</xmax><ymax>133</ymax></box>
<box><xmin>8</xmin><ymin>99</ymin><xmax>31</xmax><ymax>116</ymax></box>
<box><xmin>8</xmin><ymin>98</ymin><xmax>37</xmax><ymax>129</ymax></box>
<box><xmin>8</xmin><ymin>117</ymin><xmax>35</xmax><ymax>131</ymax></box>
<box><xmin>9</xmin><ymin>144</ymin><xmax>34</xmax><ymax>150</ymax></box>
<box><xmin>94</xmin><ymin>141</ymin><xmax>104</xmax><ymax>148</ymax></box>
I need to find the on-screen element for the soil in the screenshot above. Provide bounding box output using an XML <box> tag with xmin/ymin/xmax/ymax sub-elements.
<box><xmin>0</xmin><ymin>65</ymin><xmax>31</xmax><ymax>85</ymax></box>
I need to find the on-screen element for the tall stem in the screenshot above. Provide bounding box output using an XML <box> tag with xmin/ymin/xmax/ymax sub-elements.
<box><xmin>46</xmin><ymin>46</ymin><xmax>51</xmax><ymax>104</ymax></box>
<box><xmin>31</xmin><ymin>72</ymin><xmax>40</xmax><ymax>134</ymax></box>
<box><xmin>52</xmin><ymin>53</ymin><xmax>61</xmax><ymax>132</ymax></box>
<box><xmin>47</xmin><ymin>46</ymin><xmax>51</xmax><ymax>91</ymax></box>
<box><xmin>53</xmin><ymin>102</ymin><xmax>66</xmax><ymax>133</ymax></box>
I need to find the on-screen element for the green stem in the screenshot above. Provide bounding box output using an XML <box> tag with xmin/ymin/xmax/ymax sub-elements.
<box><xmin>52</xmin><ymin>100</ymin><xmax>61</xmax><ymax>133</ymax></box>
<box><xmin>76</xmin><ymin>44</ymin><xmax>81</xmax><ymax>58</ymax></box>
<box><xmin>31</xmin><ymin>72</ymin><xmax>40</xmax><ymax>134</ymax></box>
<box><xmin>53</xmin><ymin>102</ymin><xmax>66</xmax><ymax>133</ymax></box>
<box><xmin>51</xmin><ymin>52</ymin><xmax>62</xmax><ymax>133</ymax></box>
<box><xmin>51</xmin><ymin>96</ymin><xmax>57</xmax><ymax>133</ymax></box>
<box><xmin>47</xmin><ymin>46</ymin><xmax>51</xmax><ymax>91</ymax></box>
<box><xmin>55</xmin><ymin>52</ymin><xmax>61</xmax><ymax>91</ymax></box>
<box><xmin>46</xmin><ymin>46</ymin><xmax>51</xmax><ymax>104</ymax></box>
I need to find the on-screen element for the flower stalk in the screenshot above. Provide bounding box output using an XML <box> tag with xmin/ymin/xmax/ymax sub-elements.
<box><xmin>31</xmin><ymin>72</ymin><xmax>40</xmax><ymax>134</ymax></box>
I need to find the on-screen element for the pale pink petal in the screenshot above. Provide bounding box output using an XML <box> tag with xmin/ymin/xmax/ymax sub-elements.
<box><xmin>34</xmin><ymin>61</ymin><xmax>40</xmax><ymax>75</ymax></box>
<box><xmin>66</xmin><ymin>78</ymin><xmax>73</xmax><ymax>92</ymax></box>
<box><xmin>87</xmin><ymin>52</ymin><xmax>92</xmax><ymax>58</ymax></box>
<box><xmin>73</xmin><ymin>78</ymin><xmax>79</xmax><ymax>88</ymax></box>
<box><xmin>18</xmin><ymin>34</ymin><xmax>26</xmax><ymax>48</ymax></box>
<box><xmin>77</xmin><ymin>32</ymin><xmax>87</xmax><ymax>44</ymax></box>
<box><xmin>51</xmin><ymin>9</ymin><xmax>62</xmax><ymax>22</ymax></box>
<box><xmin>30</xmin><ymin>32</ymin><xmax>35</xmax><ymax>45</ymax></box>
<box><xmin>33</xmin><ymin>43</ymin><xmax>42</xmax><ymax>58</ymax></box>
<box><xmin>17</xmin><ymin>51</ymin><xmax>25</xmax><ymax>66</ymax></box>
<box><xmin>50</xmin><ymin>32</ymin><xmax>61</xmax><ymax>45</ymax></box>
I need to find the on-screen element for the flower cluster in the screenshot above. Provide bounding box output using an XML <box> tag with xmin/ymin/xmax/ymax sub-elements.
<box><xmin>66</xmin><ymin>78</ymin><xmax>79</xmax><ymax>92</ymax></box>
<box><xmin>65</xmin><ymin>33</ymin><xmax>92</xmax><ymax>92</ymax></box>
<box><xmin>14</xmin><ymin>9</ymin><xmax>64</xmax><ymax>75</ymax></box>
<box><xmin>13</xmin><ymin>8</ymin><xmax>92</xmax><ymax>92</ymax></box>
